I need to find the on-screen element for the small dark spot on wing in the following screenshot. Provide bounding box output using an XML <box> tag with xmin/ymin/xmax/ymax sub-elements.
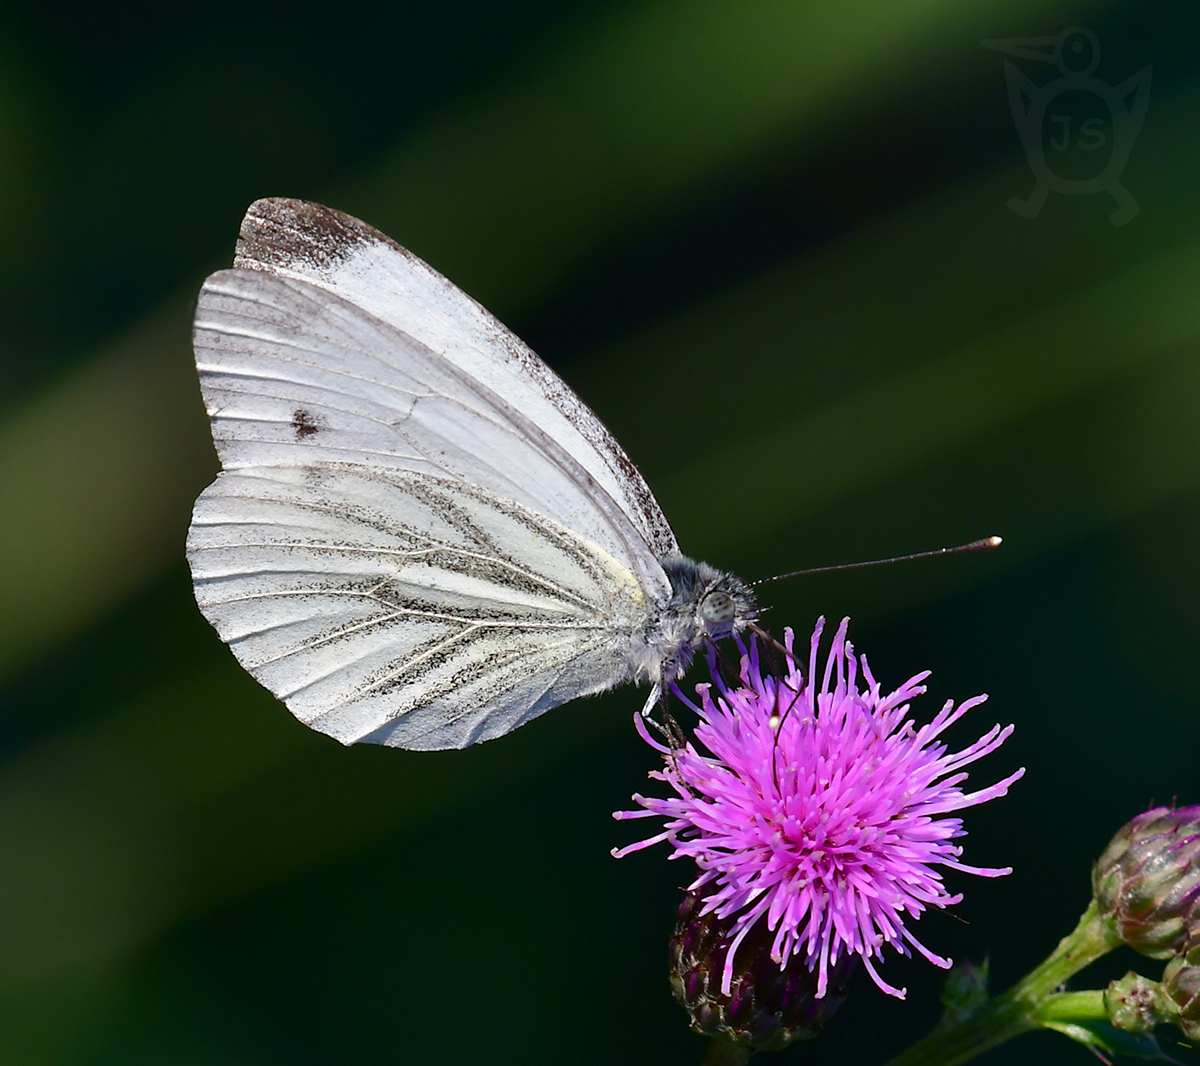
<box><xmin>292</xmin><ymin>408</ymin><xmax>322</xmax><ymax>439</ymax></box>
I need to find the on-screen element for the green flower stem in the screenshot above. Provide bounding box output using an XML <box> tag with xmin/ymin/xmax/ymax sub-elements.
<box><xmin>883</xmin><ymin>902</ymin><xmax>1123</xmax><ymax>1066</ymax></box>
<box><xmin>1030</xmin><ymin>990</ymin><xmax>1108</xmax><ymax>1024</ymax></box>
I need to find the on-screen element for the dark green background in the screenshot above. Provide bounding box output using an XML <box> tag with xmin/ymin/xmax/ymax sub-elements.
<box><xmin>0</xmin><ymin>0</ymin><xmax>1197</xmax><ymax>1063</ymax></box>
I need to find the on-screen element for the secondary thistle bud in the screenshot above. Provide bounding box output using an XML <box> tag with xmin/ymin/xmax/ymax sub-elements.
<box><xmin>939</xmin><ymin>960</ymin><xmax>990</xmax><ymax>1023</ymax></box>
<box><xmin>1092</xmin><ymin>806</ymin><xmax>1200</xmax><ymax>958</ymax></box>
<box><xmin>1162</xmin><ymin>937</ymin><xmax>1200</xmax><ymax>1040</ymax></box>
<box><xmin>1104</xmin><ymin>971</ymin><xmax>1169</xmax><ymax>1033</ymax></box>
<box><xmin>668</xmin><ymin>890</ymin><xmax>855</xmax><ymax>1052</ymax></box>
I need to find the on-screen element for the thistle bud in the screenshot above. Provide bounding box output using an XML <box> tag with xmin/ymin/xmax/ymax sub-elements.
<box><xmin>939</xmin><ymin>959</ymin><xmax>990</xmax><ymax>1023</ymax></box>
<box><xmin>1162</xmin><ymin>936</ymin><xmax>1200</xmax><ymax>1040</ymax></box>
<box><xmin>1092</xmin><ymin>806</ymin><xmax>1200</xmax><ymax>958</ymax></box>
<box><xmin>668</xmin><ymin>890</ymin><xmax>855</xmax><ymax>1053</ymax></box>
<box><xmin>1104</xmin><ymin>971</ymin><xmax>1169</xmax><ymax>1033</ymax></box>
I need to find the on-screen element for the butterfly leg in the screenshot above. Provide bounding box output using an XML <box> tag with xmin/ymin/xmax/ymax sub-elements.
<box><xmin>640</xmin><ymin>682</ymin><xmax>662</xmax><ymax>717</ymax></box>
<box><xmin>640</xmin><ymin>680</ymin><xmax>687</xmax><ymax>751</ymax></box>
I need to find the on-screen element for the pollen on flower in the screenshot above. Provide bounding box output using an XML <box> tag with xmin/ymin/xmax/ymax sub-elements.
<box><xmin>613</xmin><ymin>617</ymin><xmax>1024</xmax><ymax>1001</ymax></box>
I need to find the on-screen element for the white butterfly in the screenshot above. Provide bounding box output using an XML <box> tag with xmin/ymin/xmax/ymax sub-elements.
<box><xmin>187</xmin><ymin>198</ymin><xmax>757</xmax><ymax>750</ymax></box>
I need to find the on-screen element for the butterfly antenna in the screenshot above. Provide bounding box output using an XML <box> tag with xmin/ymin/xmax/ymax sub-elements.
<box><xmin>772</xmin><ymin>667</ymin><xmax>807</xmax><ymax>741</ymax></box>
<box><xmin>752</xmin><ymin>536</ymin><xmax>1002</xmax><ymax>587</ymax></box>
<box><xmin>744</xmin><ymin>622</ymin><xmax>806</xmax><ymax>793</ymax></box>
<box><xmin>753</xmin><ymin>628</ymin><xmax>784</xmax><ymax>689</ymax></box>
<box><xmin>770</xmin><ymin>681</ymin><xmax>809</xmax><ymax>793</ymax></box>
<box><xmin>744</xmin><ymin>624</ymin><xmax>811</xmax><ymax>792</ymax></box>
<box><xmin>747</xmin><ymin>621</ymin><xmax>806</xmax><ymax>716</ymax></box>
<box><xmin>746</xmin><ymin>623</ymin><xmax>796</xmax><ymax>717</ymax></box>
<box><xmin>747</xmin><ymin>622</ymin><xmax>797</xmax><ymax>680</ymax></box>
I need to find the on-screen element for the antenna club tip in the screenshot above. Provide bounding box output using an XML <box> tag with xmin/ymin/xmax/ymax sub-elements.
<box><xmin>988</xmin><ymin>535</ymin><xmax>1003</xmax><ymax>547</ymax></box>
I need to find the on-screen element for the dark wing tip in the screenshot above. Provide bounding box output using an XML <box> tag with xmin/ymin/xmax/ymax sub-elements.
<box><xmin>234</xmin><ymin>197</ymin><xmax>404</xmax><ymax>275</ymax></box>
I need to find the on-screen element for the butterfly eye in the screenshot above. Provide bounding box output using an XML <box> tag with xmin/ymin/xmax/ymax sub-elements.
<box><xmin>700</xmin><ymin>591</ymin><xmax>737</xmax><ymax>629</ymax></box>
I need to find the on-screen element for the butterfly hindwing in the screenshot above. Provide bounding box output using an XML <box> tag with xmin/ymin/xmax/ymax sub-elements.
<box><xmin>189</xmin><ymin>464</ymin><xmax>650</xmax><ymax>749</ymax></box>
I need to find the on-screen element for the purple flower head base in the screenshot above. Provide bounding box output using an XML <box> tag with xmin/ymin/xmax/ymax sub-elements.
<box><xmin>613</xmin><ymin>617</ymin><xmax>1024</xmax><ymax>1000</ymax></box>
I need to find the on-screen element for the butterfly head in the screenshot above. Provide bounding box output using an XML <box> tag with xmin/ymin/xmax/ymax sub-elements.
<box><xmin>640</xmin><ymin>557</ymin><xmax>759</xmax><ymax>693</ymax></box>
<box><xmin>660</xmin><ymin>556</ymin><xmax>757</xmax><ymax>642</ymax></box>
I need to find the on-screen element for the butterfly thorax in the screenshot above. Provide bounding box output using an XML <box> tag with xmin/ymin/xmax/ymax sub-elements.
<box><xmin>632</xmin><ymin>555</ymin><xmax>758</xmax><ymax>689</ymax></box>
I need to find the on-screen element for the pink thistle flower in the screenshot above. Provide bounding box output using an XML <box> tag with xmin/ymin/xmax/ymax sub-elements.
<box><xmin>613</xmin><ymin>617</ymin><xmax>1024</xmax><ymax>1000</ymax></box>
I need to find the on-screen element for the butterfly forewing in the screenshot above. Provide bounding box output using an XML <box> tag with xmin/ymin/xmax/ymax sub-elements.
<box><xmin>230</xmin><ymin>197</ymin><xmax>678</xmax><ymax>582</ymax></box>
